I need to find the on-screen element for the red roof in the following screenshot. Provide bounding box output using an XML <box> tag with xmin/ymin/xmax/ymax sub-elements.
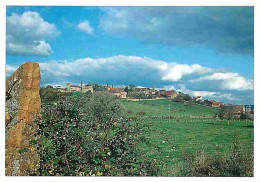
<box><xmin>212</xmin><ymin>102</ymin><xmax>223</xmax><ymax>107</ymax></box>
<box><xmin>109</xmin><ymin>87</ymin><xmax>124</xmax><ymax>93</ymax></box>
<box><xmin>161</xmin><ymin>90</ymin><xmax>176</xmax><ymax>96</ymax></box>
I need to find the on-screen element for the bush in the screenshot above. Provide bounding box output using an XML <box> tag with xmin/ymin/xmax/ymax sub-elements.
<box><xmin>180</xmin><ymin>141</ymin><xmax>253</xmax><ymax>177</ymax></box>
<box><xmin>38</xmin><ymin>91</ymin><xmax>160</xmax><ymax>176</ymax></box>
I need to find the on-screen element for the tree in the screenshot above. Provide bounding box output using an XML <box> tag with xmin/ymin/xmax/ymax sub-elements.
<box><xmin>124</xmin><ymin>85</ymin><xmax>135</xmax><ymax>93</ymax></box>
<box><xmin>218</xmin><ymin>105</ymin><xmax>234</xmax><ymax>123</ymax></box>
<box><xmin>38</xmin><ymin>91</ymin><xmax>160</xmax><ymax>176</ymax></box>
<box><xmin>84</xmin><ymin>91</ymin><xmax>124</xmax><ymax>123</ymax></box>
<box><xmin>92</xmin><ymin>84</ymin><xmax>107</xmax><ymax>92</ymax></box>
<box><xmin>225</xmin><ymin>105</ymin><xmax>234</xmax><ymax>120</ymax></box>
<box><xmin>218</xmin><ymin>105</ymin><xmax>225</xmax><ymax>119</ymax></box>
<box><xmin>183</xmin><ymin>94</ymin><xmax>192</xmax><ymax>101</ymax></box>
<box><xmin>172</xmin><ymin>95</ymin><xmax>184</xmax><ymax>103</ymax></box>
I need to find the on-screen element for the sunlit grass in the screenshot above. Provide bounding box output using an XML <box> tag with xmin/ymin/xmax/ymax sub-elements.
<box><xmin>121</xmin><ymin>99</ymin><xmax>254</xmax><ymax>176</ymax></box>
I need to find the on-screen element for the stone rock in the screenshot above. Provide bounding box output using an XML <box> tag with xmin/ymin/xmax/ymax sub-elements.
<box><xmin>5</xmin><ymin>61</ymin><xmax>41</xmax><ymax>176</ymax></box>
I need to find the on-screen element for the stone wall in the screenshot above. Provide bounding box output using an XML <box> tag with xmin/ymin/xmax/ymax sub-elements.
<box><xmin>5</xmin><ymin>61</ymin><xmax>41</xmax><ymax>176</ymax></box>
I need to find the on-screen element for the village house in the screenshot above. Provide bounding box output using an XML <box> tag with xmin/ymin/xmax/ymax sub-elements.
<box><xmin>66</xmin><ymin>83</ymin><xmax>81</xmax><ymax>92</ymax></box>
<box><xmin>212</xmin><ymin>102</ymin><xmax>224</xmax><ymax>108</ymax></box>
<box><xmin>52</xmin><ymin>85</ymin><xmax>66</xmax><ymax>92</ymax></box>
<box><xmin>66</xmin><ymin>82</ymin><xmax>93</xmax><ymax>93</ymax></box>
<box><xmin>160</xmin><ymin>90</ymin><xmax>178</xmax><ymax>99</ymax></box>
<box><xmin>109</xmin><ymin>87</ymin><xmax>127</xmax><ymax>99</ymax></box>
<box><xmin>151</xmin><ymin>90</ymin><xmax>156</xmax><ymax>95</ymax></box>
<box><xmin>232</xmin><ymin>105</ymin><xmax>245</xmax><ymax>118</ymax></box>
<box><xmin>194</xmin><ymin>96</ymin><xmax>203</xmax><ymax>101</ymax></box>
<box><xmin>46</xmin><ymin>85</ymin><xmax>53</xmax><ymax>89</ymax></box>
<box><xmin>150</xmin><ymin>86</ymin><xmax>156</xmax><ymax>95</ymax></box>
<box><xmin>134</xmin><ymin>87</ymin><xmax>151</xmax><ymax>95</ymax></box>
<box><xmin>82</xmin><ymin>84</ymin><xmax>94</xmax><ymax>93</ymax></box>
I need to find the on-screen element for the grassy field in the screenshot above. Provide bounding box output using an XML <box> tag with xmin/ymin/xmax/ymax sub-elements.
<box><xmin>121</xmin><ymin>99</ymin><xmax>254</xmax><ymax>175</ymax></box>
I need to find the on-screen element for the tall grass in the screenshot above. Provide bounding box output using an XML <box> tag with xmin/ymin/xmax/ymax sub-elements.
<box><xmin>180</xmin><ymin>141</ymin><xmax>253</xmax><ymax>177</ymax></box>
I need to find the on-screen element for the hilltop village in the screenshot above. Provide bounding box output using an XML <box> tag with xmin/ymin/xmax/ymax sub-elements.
<box><xmin>44</xmin><ymin>81</ymin><xmax>254</xmax><ymax>119</ymax></box>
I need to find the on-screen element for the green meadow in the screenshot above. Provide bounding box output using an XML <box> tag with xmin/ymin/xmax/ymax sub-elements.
<box><xmin>121</xmin><ymin>99</ymin><xmax>254</xmax><ymax>175</ymax></box>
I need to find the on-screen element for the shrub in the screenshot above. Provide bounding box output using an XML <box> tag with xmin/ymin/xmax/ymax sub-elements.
<box><xmin>38</xmin><ymin>91</ymin><xmax>160</xmax><ymax>176</ymax></box>
<box><xmin>180</xmin><ymin>141</ymin><xmax>253</xmax><ymax>177</ymax></box>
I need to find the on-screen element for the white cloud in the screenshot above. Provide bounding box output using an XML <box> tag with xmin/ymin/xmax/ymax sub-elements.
<box><xmin>190</xmin><ymin>72</ymin><xmax>253</xmax><ymax>91</ymax></box>
<box><xmin>5</xmin><ymin>55</ymin><xmax>253</xmax><ymax>104</ymax></box>
<box><xmin>36</xmin><ymin>55</ymin><xmax>217</xmax><ymax>87</ymax></box>
<box><xmin>7</xmin><ymin>40</ymin><xmax>52</xmax><ymax>56</ymax></box>
<box><xmin>33</xmin><ymin>55</ymin><xmax>252</xmax><ymax>93</ymax></box>
<box><xmin>176</xmin><ymin>84</ymin><xmax>241</xmax><ymax>102</ymax></box>
<box><xmin>77</xmin><ymin>20</ymin><xmax>94</xmax><ymax>34</ymax></box>
<box><xmin>6</xmin><ymin>11</ymin><xmax>60</xmax><ymax>56</ymax></box>
<box><xmin>161</xmin><ymin>63</ymin><xmax>212</xmax><ymax>82</ymax></box>
<box><xmin>6</xmin><ymin>65</ymin><xmax>18</xmax><ymax>77</ymax></box>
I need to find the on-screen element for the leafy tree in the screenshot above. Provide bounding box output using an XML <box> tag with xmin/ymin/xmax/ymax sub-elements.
<box><xmin>240</xmin><ymin>111</ymin><xmax>251</xmax><ymax>120</ymax></box>
<box><xmin>225</xmin><ymin>105</ymin><xmax>234</xmax><ymax>120</ymax></box>
<box><xmin>218</xmin><ymin>105</ymin><xmax>234</xmax><ymax>120</ymax></box>
<box><xmin>124</xmin><ymin>85</ymin><xmax>135</xmax><ymax>93</ymax></box>
<box><xmin>217</xmin><ymin>105</ymin><xmax>225</xmax><ymax>119</ymax></box>
<box><xmin>172</xmin><ymin>95</ymin><xmax>184</xmax><ymax>103</ymax></box>
<box><xmin>183</xmin><ymin>94</ymin><xmax>192</xmax><ymax>101</ymax></box>
<box><xmin>38</xmin><ymin>91</ymin><xmax>160</xmax><ymax>176</ymax></box>
<box><xmin>240</xmin><ymin>111</ymin><xmax>247</xmax><ymax>119</ymax></box>
<box><xmin>92</xmin><ymin>84</ymin><xmax>108</xmax><ymax>92</ymax></box>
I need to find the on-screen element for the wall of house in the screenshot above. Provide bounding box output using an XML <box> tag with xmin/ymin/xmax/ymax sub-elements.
<box><xmin>82</xmin><ymin>86</ymin><xmax>93</xmax><ymax>93</ymax></box>
<box><xmin>70</xmin><ymin>86</ymin><xmax>81</xmax><ymax>92</ymax></box>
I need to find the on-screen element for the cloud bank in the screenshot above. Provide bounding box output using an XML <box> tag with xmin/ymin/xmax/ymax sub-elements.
<box><xmin>6</xmin><ymin>11</ymin><xmax>60</xmax><ymax>56</ymax></box>
<box><xmin>6</xmin><ymin>55</ymin><xmax>253</xmax><ymax>104</ymax></box>
<box><xmin>100</xmin><ymin>7</ymin><xmax>254</xmax><ymax>55</ymax></box>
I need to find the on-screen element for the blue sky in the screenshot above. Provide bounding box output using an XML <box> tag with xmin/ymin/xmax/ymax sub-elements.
<box><xmin>6</xmin><ymin>6</ymin><xmax>254</xmax><ymax>104</ymax></box>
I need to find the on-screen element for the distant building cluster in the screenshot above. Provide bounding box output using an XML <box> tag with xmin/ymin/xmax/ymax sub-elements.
<box><xmin>46</xmin><ymin>81</ymin><xmax>94</xmax><ymax>93</ymax></box>
<box><xmin>108</xmin><ymin>87</ymin><xmax>127</xmax><ymax>99</ymax></box>
<box><xmin>66</xmin><ymin>82</ymin><xmax>93</xmax><ymax>93</ymax></box>
<box><xmin>45</xmin><ymin>81</ymin><xmax>254</xmax><ymax>119</ymax></box>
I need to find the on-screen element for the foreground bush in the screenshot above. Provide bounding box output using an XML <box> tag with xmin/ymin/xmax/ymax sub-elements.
<box><xmin>37</xmin><ymin>91</ymin><xmax>160</xmax><ymax>176</ymax></box>
<box><xmin>180</xmin><ymin>141</ymin><xmax>253</xmax><ymax>177</ymax></box>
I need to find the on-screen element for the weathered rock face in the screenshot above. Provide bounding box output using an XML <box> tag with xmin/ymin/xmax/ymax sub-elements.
<box><xmin>5</xmin><ymin>61</ymin><xmax>41</xmax><ymax>176</ymax></box>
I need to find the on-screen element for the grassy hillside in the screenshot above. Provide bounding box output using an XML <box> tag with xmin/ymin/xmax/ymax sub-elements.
<box><xmin>121</xmin><ymin>99</ymin><xmax>254</xmax><ymax>176</ymax></box>
<box><xmin>121</xmin><ymin>99</ymin><xmax>217</xmax><ymax>117</ymax></box>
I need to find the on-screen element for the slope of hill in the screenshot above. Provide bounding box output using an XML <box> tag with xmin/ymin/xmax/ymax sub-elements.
<box><xmin>121</xmin><ymin>99</ymin><xmax>217</xmax><ymax>117</ymax></box>
<box><xmin>121</xmin><ymin>99</ymin><xmax>254</xmax><ymax>176</ymax></box>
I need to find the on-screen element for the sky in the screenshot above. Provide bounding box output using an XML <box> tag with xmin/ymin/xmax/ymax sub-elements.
<box><xmin>6</xmin><ymin>6</ymin><xmax>254</xmax><ymax>104</ymax></box>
